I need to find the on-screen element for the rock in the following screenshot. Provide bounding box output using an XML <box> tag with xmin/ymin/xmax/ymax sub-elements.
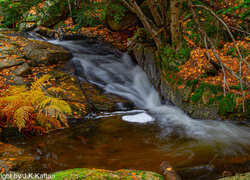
<box><xmin>160</xmin><ymin>161</ymin><xmax>182</xmax><ymax>180</ymax></box>
<box><xmin>218</xmin><ymin>172</ymin><xmax>250</xmax><ymax>180</ymax></box>
<box><xmin>12</xmin><ymin>63</ymin><xmax>31</xmax><ymax>76</ymax></box>
<box><xmin>132</xmin><ymin>43</ymin><xmax>223</xmax><ymax>120</ymax></box>
<box><xmin>0</xmin><ymin>142</ymin><xmax>34</xmax><ymax>173</ymax></box>
<box><xmin>51</xmin><ymin>168</ymin><xmax>164</xmax><ymax>180</ymax></box>
<box><xmin>105</xmin><ymin>12</ymin><xmax>138</xmax><ymax>32</ymax></box>
<box><xmin>33</xmin><ymin>26</ymin><xmax>55</xmax><ymax>38</ymax></box>
<box><xmin>11</xmin><ymin>76</ymin><xmax>28</xmax><ymax>85</ymax></box>
<box><xmin>0</xmin><ymin>58</ymin><xmax>25</xmax><ymax>71</ymax></box>
<box><xmin>39</xmin><ymin>0</ymin><xmax>69</xmax><ymax>28</ymax></box>
<box><xmin>0</xmin><ymin>38</ymin><xmax>24</xmax><ymax>58</ymax></box>
<box><xmin>50</xmin><ymin>70</ymin><xmax>133</xmax><ymax>115</ymax></box>
<box><xmin>105</xmin><ymin>1</ymin><xmax>138</xmax><ymax>32</ymax></box>
<box><xmin>15</xmin><ymin>37</ymin><xmax>72</xmax><ymax>66</ymax></box>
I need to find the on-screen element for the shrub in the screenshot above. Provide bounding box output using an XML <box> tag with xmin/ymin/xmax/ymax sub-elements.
<box><xmin>0</xmin><ymin>74</ymin><xmax>72</xmax><ymax>134</ymax></box>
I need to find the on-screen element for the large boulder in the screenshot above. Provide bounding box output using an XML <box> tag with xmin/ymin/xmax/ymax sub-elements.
<box><xmin>13</xmin><ymin>36</ymin><xmax>73</xmax><ymax>66</ymax></box>
<box><xmin>105</xmin><ymin>11</ymin><xmax>138</xmax><ymax>32</ymax></box>
<box><xmin>39</xmin><ymin>0</ymin><xmax>69</xmax><ymax>28</ymax></box>
<box><xmin>105</xmin><ymin>0</ymin><xmax>138</xmax><ymax>32</ymax></box>
<box><xmin>51</xmin><ymin>168</ymin><xmax>164</xmax><ymax>180</ymax></box>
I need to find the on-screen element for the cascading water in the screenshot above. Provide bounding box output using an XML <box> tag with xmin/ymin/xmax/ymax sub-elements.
<box><xmin>51</xmin><ymin>39</ymin><xmax>250</xmax><ymax>149</ymax></box>
<box><xmin>17</xmin><ymin>35</ymin><xmax>249</xmax><ymax>179</ymax></box>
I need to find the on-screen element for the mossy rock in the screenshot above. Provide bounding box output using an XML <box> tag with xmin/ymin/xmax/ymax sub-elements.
<box><xmin>51</xmin><ymin>168</ymin><xmax>164</xmax><ymax>180</ymax></box>
<box><xmin>219</xmin><ymin>172</ymin><xmax>250</xmax><ymax>180</ymax></box>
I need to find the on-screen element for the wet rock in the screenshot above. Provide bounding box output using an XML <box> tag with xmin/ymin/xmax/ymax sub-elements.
<box><xmin>132</xmin><ymin>43</ymin><xmax>223</xmax><ymax>120</ymax></box>
<box><xmin>218</xmin><ymin>172</ymin><xmax>250</xmax><ymax>180</ymax></box>
<box><xmin>51</xmin><ymin>168</ymin><xmax>164</xmax><ymax>180</ymax></box>
<box><xmin>17</xmin><ymin>37</ymin><xmax>72</xmax><ymax>66</ymax></box>
<box><xmin>0</xmin><ymin>58</ymin><xmax>25</xmax><ymax>71</ymax></box>
<box><xmin>33</xmin><ymin>26</ymin><xmax>55</xmax><ymax>38</ymax></box>
<box><xmin>50</xmin><ymin>70</ymin><xmax>133</xmax><ymax>115</ymax></box>
<box><xmin>7</xmin><ymin>76</ymin><xmax>28</xmax><ymax>86</ymax></box>
<box><xmin>0</xmin><ymin>33</ymin><xmax>72</xmax><ymax>67</ymax></box>
<box><xmin>0</xmin><ymin>142</ymin><xmax>34</xmax><ymax>173</ymax></box>
<box><xmin>12</xmin><ymin>63</ymin><xmax>31</xmax><ymax>76</ymax></box>
<box><xmin>160</xmin><ymin>161</ymin><xmax>182</xmax><ymax>180</ymax></box>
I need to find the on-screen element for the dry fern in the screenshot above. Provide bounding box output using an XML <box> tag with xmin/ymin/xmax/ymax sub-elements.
<box><xmin>0</xmin><ymin>74</ymin><xmax>73</xmax><ymax>133</ymax></box>
<box><xmin>14</xmin><ymin>106</ymin><xmax>34</xmax><ymax>131</ymax></box>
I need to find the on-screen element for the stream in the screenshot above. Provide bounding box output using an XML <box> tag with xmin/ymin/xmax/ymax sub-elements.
<box><xmin>9</xmin><ymin>38</ymin><xmax>250</xmax><ymax>179</ymax></box>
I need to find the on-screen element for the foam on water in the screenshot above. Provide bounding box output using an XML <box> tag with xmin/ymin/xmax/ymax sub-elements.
<box><xmin>122</xmin><ymin>113</ymin><xmax>155</xmax><ymax>123</ymax></box>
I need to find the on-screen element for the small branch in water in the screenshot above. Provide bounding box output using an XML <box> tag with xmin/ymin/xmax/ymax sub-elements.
<box><xmin>76</xmin><ymin>78</ymin><xmax>97</xmax><ymax>113</ymax></box>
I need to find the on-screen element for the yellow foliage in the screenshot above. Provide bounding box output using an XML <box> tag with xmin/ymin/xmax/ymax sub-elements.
<box><xmin>0</xmin><ymin>74</ymin><xmax>73</xmax><ymax>132</ymax></box>
<box><xmin>14</xmin><ymin>106</ymin><xmax>34</xmax><ymax>131</ymax></box>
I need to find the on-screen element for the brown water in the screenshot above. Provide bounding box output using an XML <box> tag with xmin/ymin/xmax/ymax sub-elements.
<box><xmin>8</xmin><ymin>112</ymin><xmax>250</xmax><ymax>180</ymax></box>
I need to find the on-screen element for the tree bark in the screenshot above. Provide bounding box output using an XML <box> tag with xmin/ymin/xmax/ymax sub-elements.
<box><xmin>126</xmin><ymin>0</ymin><xmax>162</xmax><ymax>48</ymax></box>
<box><xmin>170</xmin><ymin>0</ymin><xmax>182</xmax><ymax>49</ymax></box>
<box><xmin>147</xmin><ymin>0</ymin><xmax>162</xmax><ymax>26</ymax></box>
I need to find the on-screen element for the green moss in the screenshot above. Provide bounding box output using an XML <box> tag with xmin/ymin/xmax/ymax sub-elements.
<box><xmin>51</xmin><ymin>168</ymin><xmax>164</xmax><ymax>180</ymax></box>
<box><xmin>191</xmin><ymin>83</ymin><xmax>222</xmax><ymax>103</ymax></box>
<box><xmin>226</xmin><ymin>45</ymin><xmax>250</xmax><ymax>58</ymax></box>
<box><xmin>191</xmin><ymin>85</ymin><xmax>204</xmax><ymax>102</ymax></box>
<box><xmin>159</xmin><ymin>45</ymin><xmax>190</xmax><ymax>72</ymax></box>
<box><xmin>218</xmin><ymin>94</ymin><xmax>236</xmax><ymax>114</ymax></box>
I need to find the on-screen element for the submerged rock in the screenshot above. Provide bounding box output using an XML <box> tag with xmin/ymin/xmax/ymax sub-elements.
<box><xmin>51</xmin><ymin>168</ymin><xmax>164</xmax><ymax>180</ymax></box>
<box><xmin>219</xmin><ymin>172</ymin><xmax>250</xmax><ymax>180</ymax></box>
<box><xmin>0</xmin><ymin>142</ymin><xmax>34</xmax><ymax>173</ymax></box>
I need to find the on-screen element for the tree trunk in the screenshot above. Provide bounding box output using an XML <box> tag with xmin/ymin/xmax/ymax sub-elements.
<box><xmin>170</xmin><ymin>0</ymin><xmax>182</xmax><ymax>49</ymax></box>
<box><xmin>128</xmin><ymin>0</ymin><xmax>162</xmax><ymax>48</ymax></box>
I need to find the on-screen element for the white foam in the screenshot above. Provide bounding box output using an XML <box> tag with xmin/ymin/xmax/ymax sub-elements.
<box><xmin>122</xmin><ymin>113</ymin><xmax>154</xmax><ymax>123</ymax></box>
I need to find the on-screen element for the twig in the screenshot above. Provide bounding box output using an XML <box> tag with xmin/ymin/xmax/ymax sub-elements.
<box><xmin>76</xmin><ymin>78</ymin><xmax>97</xmax><ymax>113</ymax></box>
<box><xmin>228</xmin><ymin>26</ymin><xmax>250</xmax><ymax>35</ymax></box>
<box><xmin>193</xmin><ymin>4</ymin><xmax>250</xmax><ymax>69</ymax></box>
<box><xmin>188</xmin><ymin>0</ymin><xmax>249</xmax><ymax>89</ymax></box>
<box><xmin>193</xmin><ymin>4</ymin><xmax>247</xmax><ymax>109</ymax></box>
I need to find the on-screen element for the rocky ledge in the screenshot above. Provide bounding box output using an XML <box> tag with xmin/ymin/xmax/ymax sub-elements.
<box><xmin>131</xmin><ymin>43</ymin><xmax>248</xmax><ymax>121</ymax></box>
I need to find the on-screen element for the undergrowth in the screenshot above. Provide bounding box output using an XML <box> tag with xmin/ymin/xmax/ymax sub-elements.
<box><xmin>0</xmin><ymin>74</ymin><xmax>72</xmax><ymax>135</ymax></box>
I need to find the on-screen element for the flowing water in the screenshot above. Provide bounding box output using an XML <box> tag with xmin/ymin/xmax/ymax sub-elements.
<box><xmin>9</xmin><ymin>38</ymin><xmax>250</xmax><ymax>179</ymax></box>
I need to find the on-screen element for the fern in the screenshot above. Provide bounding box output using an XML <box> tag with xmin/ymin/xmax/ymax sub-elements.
<box><xmin>14</xmin><ymin>106</ymin><xmax>34</xmax><ymax>131</ymax></box>
<box><xmin>0</xmin><ymin>74</ymin><xmax>74</xmax><ymax>133</ymax></box>
<box><xmin>39</xmin><ymin>97</ymin><xmax>72</xmax><ymax>114</ymax></box>
<box><xmin>31</xmin><ymin>74</ymin><xmax>51</xmax><ymax>91</ymax></box>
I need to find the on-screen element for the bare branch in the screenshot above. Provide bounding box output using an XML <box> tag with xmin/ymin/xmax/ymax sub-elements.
<box><xmin>198</xmin><ymin>0</ymin><xmax>250</xmax><ymax>23</ymax></box>
<box><xmin>128</xmin><ymin>0</ymin><xmax>162</xmax><ymax>48</ymax></box>
<box><xmin>187</xmin><ymin>0</ymin><xmax>249</xmax><ymax>88</ymax></box>
<box><xmin>147</xmin><ymin>0</ymin><xmax>162</xmax><ymax>26</ymax></box>
<box><xmin>194</xmin><ymin>4</ymin><xmax>250</xmax><ymax>69</ymax></box>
